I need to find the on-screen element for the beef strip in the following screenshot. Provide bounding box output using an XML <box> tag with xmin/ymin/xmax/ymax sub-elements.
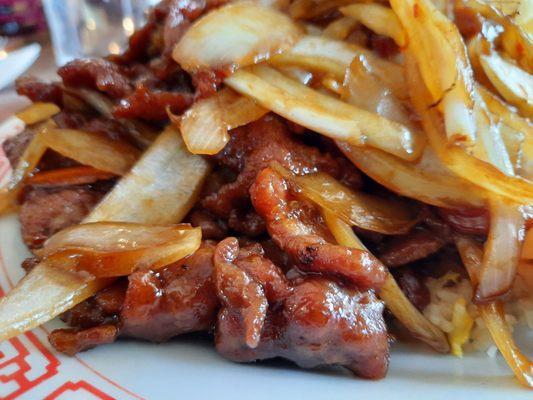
<box><xmin>214</xmin><ymin>238</ymin><xmax>389</xmax><ymax>379</ymax></box>
<box><xmin>437</xmin><ymin>207</ymin><xmax>489</xmax><ymax>236</ymax></box>
<box><xmin>48</xmin><ymin>325</ymin><xmax>119</xmax><ymax>356</ymax></box>
<box><xmin>188</xmin><ymin>209</ymin><xmax>228</xmax><ymax>240</ymax></box>
<box><xmin>61</xmin><ymin>282</ymin><xmax>126</xmax><ymax>329</ymax></box>
<box><xmin>58</xmin><ymin>59</ymin><xmax>133</xmax><ymax>99</ymax></box>
<box><xmin>15</xmin><ymin>76</ymin><xmax>63</xmax><ymax>106</ymax></box>
<box><xmin>394</xmin><ymin>267</ymin><xmax>430</xmax><ymax>311</ymax></box>
<box><xmin>203</xmin><ymin>115</ymin><xmax>362</xmax><ymax>217</ymax></box>
<box><xmin>2</xmin><ymin>129</ymin><xmax>34</xmax><ymax>167</ymax></box>
<box><xmin>50</xmin><ymin>244</ymin><xmax>218</xmax><ymax>354</ymax></box>
<box><xmin>113</xmin><ymin>83</ymin><xmax>193</xmax><ymax>121</ymax></box>
<box><xmin>377</xmin><ymin>229</ymin><xmax>445</xmax><ymax>267</ymax></box>
<box><xmin>120</xmin><ymin>243</ymin><xmax>218</xmax><ymax>342</ymax></box>
<box><xmin>250</xmin><ymin>167</ymin><xmax>386</xmax><ymax>290</ymax></box>
<box><xmin>19</xmin><ymin>184</ymin><xmax>109</xmax><ymax>249</ymax></box>
<box><xmin>454</xmin><ymin>5</ymin><xmax>482</xmax><ymax>39</ymax></box>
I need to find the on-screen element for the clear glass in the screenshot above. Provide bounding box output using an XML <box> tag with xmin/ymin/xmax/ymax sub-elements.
<box><xmin>42</xmin><ymin>0</ymin><xmax>160</xmax><ymax>66</ymax></box>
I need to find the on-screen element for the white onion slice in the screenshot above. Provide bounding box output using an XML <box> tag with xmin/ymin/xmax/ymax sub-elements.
<box><xmin>173</xmin><ymin>2</ymin><xmax>302</xmax><ymax>72</ymax></box>
<box><xmin>340</xmin><ymin>4</ymin><xmax>406</xmax><ymax>46</ymax></box>
<box><xmin>342</xmin><ymin>54</ymin><xmax>425</xmax><ymax>153</ymax></box>
<box><xmin>285</xmin><ymin>36</ymin><xmax>406</xmax><ymax>97</ymax></box>
<box><xmin>322</xmin><ymin>17</ymin><xmax>358</xmax><ymax>40</ymax></box>
<box><xmin>42</xmin><ymin>128</ymin><xmax>140</xmax><ymax>176</ymax></box>
<box><xmin>338</xmin><ymin>143</ymin><xmax>487</xmax><ymax>208</ymax></box>
<box><xmin>178</xmin><ymin>88</ymin><xmax>267</xmax><ymax>155</ymax></box>
<box><xmin>478</xmin><ymin>86</ymin><xmax>533</xmax><ymax>179</ymax></box>
<box><xmin>405</xmin><ymin>52</ymin><xmax>533</xmax><ymax>204</ymax></box>
<box><xmin>480</xmin><ymin>51</ymin><xmax>533</xmax><ymax>118</ymax></box>
<box><xmin>226</xmin><ymin>64</ymin><xmax>422</xmax><ymax>160</ymax></box>
<box><xmin>455</xmin><ymin>236</ymin><xmax>533</xmax><ymax>388</ymax></box>
<box><xmin>42</xmin><ymin>222</ymin><xmax>201</xmax><ymax>278</ymax></box>
<box><xmin>273</xmin><ymin>162</ymin><xmax>418</xmax><ymax>234</ymax></box>
<box><xmin>15</xmin><ymin>102</ymin><xmax>60</xmax><ymax>125</ymax></box>
<box><xmin>391</xmin><ymin>0</ymin><xmax>477</xmax><ymax>144</ymax></box>
<box><xmin>523</xmin><ymin>227</ymin><xmax>533</xmax><ymax>260</ymax></box>
<box><xmin>88</xmin><ymin>125</ymin><xmax>210</xmax><ymax>224</ymax></box>
<box><xmin>476</xmin><ymin>198</ymin><xmax>525</xmax><ymax>302</ymax></box>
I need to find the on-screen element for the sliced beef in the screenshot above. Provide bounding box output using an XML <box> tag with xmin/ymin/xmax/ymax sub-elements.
<box><xmin>437</xmin><ymin>207</ymin><xmax>489</xmax><ymax>236</ymax></box>
<box><xmin>58</xmin><ymin>59</ymin><xmax>133</xmax><ymax>99</ymax></box>
<box><xmin>21</xmin><ymin>257</ymin><xmax>39</xmax><ymax>273</ymax></box>
<box><xmin>227</xmin><ymin>208</ymin><xmax>265</xmax><ymax>237</ymax></box>
<box><xmin>394</xmin><ymin>268</ymin><xmax>430</xmax><ymax>311</ymax></box>
<box><xmin>49</xmin><ymin>325</ymin><xmax>119</xmax><ymax>356</ymax></box>
<box><xmin>377</xmin><ymin>229</ymin><xmax>445</xmax><ymax>267</ymax></box>
<box><xmin>61</xmin><ymin>282</ymin><xmax>126</xmax><ymax>329</ymax></box>
<box><xmin>2</xmin><ymin>129</ymin><xmax>34</xmax><ymax>167</ymax></box>
<box><xmin>188</xmin><ymin>209</ymin><xmax>228</xmax><ymax>240</ymax></box>
<box><xmin>370</xmin><ymin>34</ymin><xmax>399</xmax><ymax>59</ymax></box>
<box><xmin>203</xmin><ymin>115</ymin><xmax>362</xmax><ymax>217</ymax></box>
<box><xmin>113</xmin><ymin>84</ymin><xmax>193</xmax><ymax>121</ymax></box>
<box><xmin>192</xmin><ymin>68</ymin><xmax>229</xmax><ymax>99</ymax></box>
<box><xmin>250</xmin><ymin>167</ymin><xmax>386</xmax><ymax>290</ymax></box>
<box><xmin>214</xmin><ymin>239</ymin><xmax>389</xmax><ymax>379</ymax></box>
<box><xmin>19</xmin><ymin>185</ymin><xmax>107</xmax><ymax>249</ymax></box>
<box><xmin>120</xmin><ymin>243</ymin><xmax>218</xmax><ymax>342</ymax></box>
<box><xmin>454</xmin><ymin>6</ymin><xmax>482</xmax><ymax>39</ymax></box>
<box><xmin>15</xmin><ymin>77</ymin><xmax>63</xmax><ymax>106</ymax></box>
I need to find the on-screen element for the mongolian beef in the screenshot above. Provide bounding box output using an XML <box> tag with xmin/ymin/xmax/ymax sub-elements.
<box><xmin>0</xmin><ymin>0</ymin><xmax>532</xmax><ymax>387</ymax></box>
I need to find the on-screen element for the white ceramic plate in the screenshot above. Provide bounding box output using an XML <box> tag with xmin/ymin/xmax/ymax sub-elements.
<box><xmin>0</xmin><ymin>109</ymin><xmax>532</xmax><ymax>400</ymax></box>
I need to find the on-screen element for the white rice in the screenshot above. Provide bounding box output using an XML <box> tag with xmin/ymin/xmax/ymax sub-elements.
<box><xmin>422</xmin><ymin>271</ymin><xmax>533</xmax><ymax>356</ymax></box>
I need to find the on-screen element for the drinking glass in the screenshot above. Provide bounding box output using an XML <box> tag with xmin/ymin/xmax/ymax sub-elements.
<box><xmin>42</xmin><ymin>0</ymin><xmax>159</xmax><ymax>66</ymax></box>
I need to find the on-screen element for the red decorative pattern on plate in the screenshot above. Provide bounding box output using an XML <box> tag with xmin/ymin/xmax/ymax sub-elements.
<box><xmin>0</xmin><ymin>222</ymin><xmax>143</xmax><ymax>399</ymax></box>
<box><xmin>0</xmin><ymin>332</ymin><xmax>60</xmax><ymax>400</ymax></box>
<box><xmin>45</xmin><ymin>380</ymin><xmax>115</xmax><ymax>400</ymax></box>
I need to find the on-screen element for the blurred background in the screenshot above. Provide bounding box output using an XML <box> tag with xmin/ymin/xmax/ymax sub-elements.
<box><xmin>0</xmin><ymin>0</ymin><xmax>158</xmax><ymax>81</ymax></box>
<box><xmin>0</xmin><ymin>0</ymin><xmax>158</xmax><ymax>113</ymax></box>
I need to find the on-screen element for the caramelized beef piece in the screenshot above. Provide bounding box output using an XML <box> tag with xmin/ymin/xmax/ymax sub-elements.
<box><xmin>19</xmin><ymin>186</ymin><xmax>106</xmax><ymax>249</ymax></box>
<box><xmin>21</xmin><ymin>257</ymin><xmax>39</xmax><ymax>273</ymax></box>
<box><xmin>2</xmin><ymin>129</ymin><xmax>34</xmax><ymax>167</ymax></box>
<box><xmin>454</xmin><ymin>6</ymin><xmax>482</xmax><ymax>39</ymax></box>
<box><xmin>215</xmin><ymin>269</ymin><xmax>389</xmax><ymax>379</ymax></box>
<box><xmin>189</xmin><ymin>209</ymin><xmax>228</xmax><ymax>240</ymax></box>
<box><xmin>113</xmin><ymin>84</ymin><xmax>193</xmax><ymax>121</ymax></box>
<box><xmin>49</xmin><ymin>325</ymin><xmax>118</xmax><ymax>356</ymax></box>
<box><xmin>377</xmin><ymin>229</ymin><xmax>445</xmax><ymax>267</ymax></box>
<box><xmin>192</xmin><ymin>68</ymin><xmax>229</xmax><ymax>99</ymax></box>
<box><xmin>437</xmin><ymin>207</ymin><xmax>489</xmax><ymax>236</ymax></box>
<box><xmin>15</xmin><ymin>77</ymin><xmax>63</xmax><ymax>105</ymax></box>
<box><xmin>58</xmin><ymin>59</ymin><xmax>132</xmax><ymax>98</ymax></box>
<box><xmin>370</xmin><ymin>34</ymin><xmax>399</xmax><ymax>59</ymax></box>
<box><xmin>395</xmin><ymin>268</ymin><xmax>430</xmax><ymax>311</ymax></box>
<box><xmin>214</xmin><ymin>239</ymin><xmax>269</xmax><ymax>348</ymax></box>
<box><xmin>121</xmin><ymin>244</ymin><xmax>218</xmax><ymax>342</ymax></box>
<box><xmin>260</xmin><ymin>239</ymin><xmax>292</xmax><ymax>271</ymax></box>
<box><xmin>227</xmin><ymin>209</ymin><xmax>265</xmax><ymax>237</ymax></box>
<box><xmin>54</xmin><ymin>111</ymin><xmax>129</xmax><ymax>142</ymax></box>
<box><xmin>251</xmin><ymin>167</ymin><xmax>386</xmax><ymax>290</ymax></box>
<box><xmin>61</xmin><ymin>282</ymin><xmax>126</xmax><ymax>329</ymax></box>
<box><xmin>61</xmin><ymin>301</ymin><xmax>106</xmax><ymax>329</ymax></box>
<box><xmin>216</xmin><ymin>238</ymin><xmax>292</xmax><ymax>305</ymax></box>
<box><xmin>203</xmin><ymin>115</ymin><xmax>362</xmax><ymax>217</ymax></box>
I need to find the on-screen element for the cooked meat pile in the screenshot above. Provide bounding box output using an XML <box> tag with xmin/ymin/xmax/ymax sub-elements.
<box><xmin>3</xmin><ymin>0</ymin><xmax>493</xmax><ymax>380</ymax></box>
